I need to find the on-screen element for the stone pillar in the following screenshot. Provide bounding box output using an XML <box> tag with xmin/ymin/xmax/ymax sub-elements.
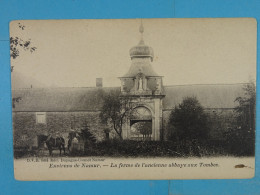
<box><xmin>122</xmin><ymin>118</ymin><xmax>130</xmax><ymax>139</ymax></box>
<box><xmin>144</xmin><ymin>78</ymin><xmax>147</xmax><ymax>90</ymax></box>
<box><xmin>158</xmin><ymin>78</ymin><xmax>162</xmax><ymax>91</ymax></box>
<box><xmin>151</xmin><ymin>116</ymin><xmax>155</xmax><ymax>140</ymax></box>
<box><xmin>134</xmin><ymin>78</ymin><xmax>138</xmax><ymax>92</ymax></box>
<box><xmin>121</xmin><ymin>79</ymin><xmax>125</xmax><ymax>92</ymax></box>
<box><xmin>159</xmin><ymin>99</ymin><xmax>163</xmax><ymax>141</ymax></box>
<box><xmin>153</xmin><ymin>98</ymin><xmax>161</xmax><ymax>141</ymax></box>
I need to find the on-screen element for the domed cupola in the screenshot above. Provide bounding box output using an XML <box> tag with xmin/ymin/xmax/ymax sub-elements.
<box><xmin>129</xmin><ymin>22</ymin><xmax>154</xmax><ymax>62</ymax></box>
<box><xmin>120</xmin><ymin>20</ymin><xmax>164</xmax><ymax>96</ymax></box>
<box><xmin>129</xmin><ymin>39</ymin><xmax>154</xmax><ymax>61</ymax></box>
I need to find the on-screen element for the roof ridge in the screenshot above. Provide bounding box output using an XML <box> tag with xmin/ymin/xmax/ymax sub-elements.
<box><xmin>12</xmin><ymin>86</ymin><xmax>120</xmax><ymax>90</ymax></box>
<box><xmin>164</xmin><ymin>83</ymin><xmax>249</xmax><ymax>87</ymax></box>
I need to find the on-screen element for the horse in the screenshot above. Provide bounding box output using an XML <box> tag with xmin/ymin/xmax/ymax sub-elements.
<box><xmin>43</xmin><ymin>135</ymin><xmax>66</xmax><ymax>156</ymax></box>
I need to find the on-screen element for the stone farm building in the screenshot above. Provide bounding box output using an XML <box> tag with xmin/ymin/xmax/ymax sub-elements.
<box><xmin>12</xmin><ymin>23</ymin><xmax>246</xmax><ymax>149</ymax></box>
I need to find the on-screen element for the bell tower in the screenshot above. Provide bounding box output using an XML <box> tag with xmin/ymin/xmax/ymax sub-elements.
<box><xmin>119</xmin><ymin>21</ymin><xmax>165</xmax><ymax>141</ymax></box>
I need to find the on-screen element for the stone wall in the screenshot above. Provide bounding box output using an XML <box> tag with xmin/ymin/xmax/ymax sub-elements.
<box><xmin>13</xmin><ymin>111</ymin><xmax>108</xmax><ymax>148</ymax></box>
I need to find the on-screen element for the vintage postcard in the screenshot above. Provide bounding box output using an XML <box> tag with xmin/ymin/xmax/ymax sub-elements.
<box><xmin>11</xmin><ymin>18</ymin><xmax>256</xmax><ymax>180</ymax></box>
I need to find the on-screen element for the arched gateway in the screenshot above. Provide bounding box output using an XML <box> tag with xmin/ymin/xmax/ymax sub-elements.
<box><xmin>119</xmin><ymin>22</ymin><xmax>165</xmax><ymax>141</ymax></box>
<box><xmin>130</xmin><ymin>106</ymin><xmax>153</xmax><ymax>140</ymax></box>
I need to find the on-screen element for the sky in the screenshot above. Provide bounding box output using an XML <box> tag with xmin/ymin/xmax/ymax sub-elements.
<box><xmin>10</xmin><ymin>18</ymin><xmax>256</xmax><ymax>88</ymax></box>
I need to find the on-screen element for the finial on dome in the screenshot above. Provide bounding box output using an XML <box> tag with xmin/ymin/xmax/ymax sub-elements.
<box><xmin>139</xmin><ymin>19</ymin><xmax>145</xmax><ymax>44</ymax></box>
<box><xmin>139</xmin><ymin>19</ymin><xmax>144</xmax><ymax>34</ymax></box>
<box><xmin>129</xmin><ymin>19</ymin><xmax>154</xmax><ymax>61</ymax></box>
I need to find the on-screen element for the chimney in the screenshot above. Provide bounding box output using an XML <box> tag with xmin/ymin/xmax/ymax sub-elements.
<box><xmin>96</xmin><ymin>78</ymin><xmax>103</xmax><ymax>87</ymax></box>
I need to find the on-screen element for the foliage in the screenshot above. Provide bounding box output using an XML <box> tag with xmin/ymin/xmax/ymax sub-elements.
<box><xmin>235</xmin><ymin>82</ymin><xmax>256</xmax><ymax>131</ymax></box>
<box><xmin>14</xmin><ymin>138</ymin><xmax>254</xmax><ymax>158</ymax></box>
<box><xmin>68</xmin><ymin>124</ymin><xmax>97</xmax><ymax>156</ymax></box>
<box><xmin>10</xmin><ymin>37</ymin><xmax>37</xmax><ymax>61</ymax></box>
<box><xmin>99</xmin><ymin>90</ymin><xmax>134</xmax><ymax>139</ymax></box>
<box><xmin>83</xmin><ymin>139</ymin><xmax>238</xmax><ymax>157</ymax></box>
<box><xmin>12</xmin><ymin>97</ymin><xmax>22</xmax><ymax>108</ymax></box>
<box><xmin>10</xmin><ymin>23</ymin><xmax>37</xmax><ymax>71</ymax></box>
<box><xmin>79</xmin><ymin>124</ymin><xmax>96</xmax><ymax>143</ymax></box>
<box><xmin>134</xmin><ymin>121</ymin><xmax>152</xmax><ymax>138</ymax></box>
<box><xmin>168</xmin><ymin>96</ymin><xmax>210</xmax><ymax>142</ymax></box>
<box><xmin>11</xmin><ymin>23</ymin><xmax>37</xmax><ymax>108</ymax></box>
<box><xmin>224</xmin><ymin>82</ymin><xmax>256</xmax><ymax>156</ymax></box>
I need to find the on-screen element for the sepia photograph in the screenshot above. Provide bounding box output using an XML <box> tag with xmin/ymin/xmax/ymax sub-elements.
<box><xmin>10</xmin><ymin>18</ymin><xmax>256</xmax><ymax>180</ymax></box>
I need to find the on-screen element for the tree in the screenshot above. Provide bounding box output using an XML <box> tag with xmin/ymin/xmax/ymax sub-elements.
<box><xmin>99</xmin><ymin>90</ymin><xmax>133</xmax><ymax>140</ymax></box>
<box><xmin>168</xmin><ymin>96</ymin><xmax>209</xmax><ymax>142</ymax></box>
<box><xmin>12</xmin><ymin>97</ymin><xmax>22</xmax><ymax>108</ymax></box>
<box><xmin>225</xmin><ymin>82</ymin><xmax>256</xmax><ymax>155</ymax></box>
<box><xmin>235</xmin><ymin>82</ymin><xmax>256</xmax><ymax>131</ymax></box>
<box><xmin>10</xmin><ymin>22</ymin><xmax>37</xmax><ymax>71</ymax></box>
<box><xmin>11</xmin><ymin>23</ymin><xmax>37</xmax><ymax>108</ymax></box>
<box><xmin>10</xmin><ymin>36</ymin><xmax>37</xmax><ymax>62</ymax></box>
<box><xmin>135</xmin><ymin>121</ymin><xmax>152</xmax><ymax>140</ymax></box>
<box><xmin>80</xmin><ymin>124</ymin><xmax>97</xmax><ymax>143</ymax></box>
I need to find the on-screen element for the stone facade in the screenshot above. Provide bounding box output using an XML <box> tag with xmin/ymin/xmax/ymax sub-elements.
<box><xmin>13</xmin><ymin>111</ymin><xmax>108</xmax><ymax>148</ymax></box>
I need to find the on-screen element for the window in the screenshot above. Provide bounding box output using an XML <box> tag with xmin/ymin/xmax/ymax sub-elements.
<box><xmin>36</xmin><ymin>112</ymin><xmax>46</xmax><ymax>124</ymax></box>
<box><xmin>21</xmin><ymin>134</ymin><xmax>27</xmax><ymax>141</ymax></box>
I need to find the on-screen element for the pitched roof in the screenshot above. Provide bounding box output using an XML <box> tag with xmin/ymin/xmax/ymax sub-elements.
<box><xmin>12</xmin><ymin>84</ymin><xmax>246</xmax><ymax>112</ymax></box>
<box><xmin>163</xmin><ymin>84</ymin><xmax>245</xmax><ymax>109</ymax></box>
<box><xmin>12</xmin><ymin>87</ymin><xmax>119</xmax><ymax>112</ymax></box>
<box><xmin>122</xmin><ymin>58</ymin><xmax>159</xmax><ymax>78</ymax></box>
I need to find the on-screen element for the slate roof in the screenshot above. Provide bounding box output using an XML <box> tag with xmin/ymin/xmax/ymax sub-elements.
<box><xmin>12</xmin><ymin>83</ymin><xmax>246</xmax><ymax>112</ymax></box>
<box><xmin>162</xmin><ymin>84</ymin><xmax>245</xmax><ymax>110</ymax></box>
<box><xmin>121</xmin><ymin>58</ymin><xmax>159</xmax><ymax>78</ymax></box>
<box><xmin>12</xmin><ymin>87</ymin><xmax>119</xmax><ymax>112</ymax></box>
<box><xmin>122</xmin><ymin>62</ymin><xmax>159</xmax><ymax>77</ymax></box>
